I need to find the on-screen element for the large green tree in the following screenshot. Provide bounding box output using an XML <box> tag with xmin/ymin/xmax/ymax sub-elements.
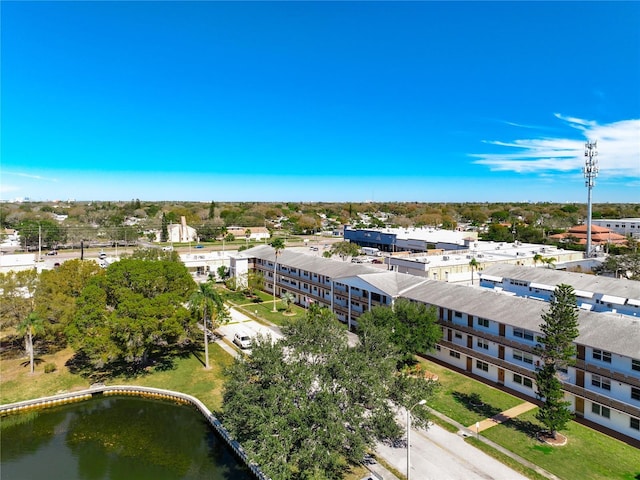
<box><xmin>222</xmin><ymin>305</ymin><xmax>435</xmax><ymax>479</ymax></box>
<box><xmin>0</xmin><ymin>269</ymin><xmax>38</xmax><ymax>329</ymax></box>
<box><xmin>66</xmin><ymin>258</ymin><xmax>196</xmax><ymax>372</ymax></box>
<box><xmin>597</xmin><ymin>249</ymin><xmax>640</xmax><ymax>280</ymax></box>
<box><xmin>34</xmin><ymin>259</ymin><xmax>104</xmax><ymax>348</ymax></box>
<box><xmin>534</xmin><ymin>284</ymin><xmax>580</xmax><ymax>439</ymax></box>
<box><xmin>329</xmin><ymin>241</ymin><xmax>361</xmax><ymax>261</ymax></box>
<box><xmin>358</xmin><ymin>298</ymin><xmax>442</xmax><ymax>365</ymax></box>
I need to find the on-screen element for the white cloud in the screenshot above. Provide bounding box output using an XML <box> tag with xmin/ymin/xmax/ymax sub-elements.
<box><xmin>2</xmin><ymin>171</ymin><xmax>58</xmax><ymax>182</ymax></box>
<box><xmin>472</xmin><ymin>115</ymin><xmax>640</xmax><ymax>179</ymax></box>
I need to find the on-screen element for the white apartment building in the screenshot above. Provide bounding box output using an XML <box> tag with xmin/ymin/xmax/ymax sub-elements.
<box><xmin>231</xmin><ymin>245</ymin><xmax>640</xmax><ymax>443</ymax></box>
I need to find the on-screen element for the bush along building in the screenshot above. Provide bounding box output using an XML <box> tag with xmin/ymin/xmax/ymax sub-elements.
<box><xmin>231</xmin><ymin>245</ymin><xmax>640</xmax><ymax>444</ymax></box>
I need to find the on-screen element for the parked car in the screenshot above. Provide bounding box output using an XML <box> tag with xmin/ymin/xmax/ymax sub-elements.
<box><xmin>233</xmin><ymin>331</ymin><xmax>252</xmax><ymax>349</ymax></box>
<box><xmin>47</xmin><ymin>250</ymin><xmax>58</xmax><ymax>256</ymax></box>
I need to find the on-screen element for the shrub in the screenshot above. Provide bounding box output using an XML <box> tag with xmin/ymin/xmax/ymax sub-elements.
<box><xmin>44</xmin><ymin>363</ymin><xmax>57</xmax><ymax>374</ymax></box>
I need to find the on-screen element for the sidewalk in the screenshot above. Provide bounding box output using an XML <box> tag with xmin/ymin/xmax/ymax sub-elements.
<box><xmin>468</xmin><ymin>401</ymin><xmax>537</xmax><ymax>433</ymax></box>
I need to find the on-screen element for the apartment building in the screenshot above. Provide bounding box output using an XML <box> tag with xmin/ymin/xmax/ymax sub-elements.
<box><xmin>231</xmin><ymin>245</ymin><xmax>640</xmax><ymax>443</ymax></box>
<box><xmin>479</xmin><ymin>264</ymin><xmax>640</xmax><ymax>317</ymax></box>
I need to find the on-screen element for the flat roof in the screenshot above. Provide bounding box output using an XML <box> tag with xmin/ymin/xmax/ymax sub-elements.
<box><xmin>480</xmin><ymin>264</ymin><xmax>640</xmax><ymax>303</ymax></box>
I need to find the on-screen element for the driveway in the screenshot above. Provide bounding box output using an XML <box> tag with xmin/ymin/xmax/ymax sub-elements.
<box><xmin>216</xmin><ymin>306</ymin><xmax>284</xmax><ymax>352</ymax></box>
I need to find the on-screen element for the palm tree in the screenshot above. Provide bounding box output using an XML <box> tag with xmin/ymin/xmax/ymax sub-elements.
<box><xmin>188</xmin><ymin>281</ymin><xmax>228</xmax><ymax>369</ymax></box>
<box><xmin>281</xmin><ymin>292</ymin><xmax>295</xmax><ymax>313</ymax></box>
<box><xmin>533</xmin><ymin>253</ymin><xmax>543</xmax><ymax>268</ymax></box>
<box><xmin>270</xmin><ymin>237</ymin><xmax>286</xmax><ymax>312</ymax></box>
<box><xmin>469</xmin><ymin>257</ymin><xmax>479</xmax><ymax>285</ymax></box>
<box><xmin>544</xmin><ymin>257</ymin><xmax>557</xmax><ymax>269</ymax></box>
<box><xmin>18</xmin><ymin>312</ymin><xmax>44</xmax><ymax>374</ymax></box>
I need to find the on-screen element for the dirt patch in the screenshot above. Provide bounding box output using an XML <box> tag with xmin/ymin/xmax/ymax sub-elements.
<box><xmin>405</xmin><ymin>364</ymin><xmax>439</xmax><ymax>381</ymax></box>
<box><xmin>537</xmin><ymin>432</ymin><xmax>568</xmax><ymax>446</ymax></box>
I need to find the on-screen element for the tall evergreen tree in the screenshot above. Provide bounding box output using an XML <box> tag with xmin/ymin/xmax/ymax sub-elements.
<box><xmin>161</xmin><ymin>212</ymin><xmax>168</xmax><ymax>242</ymax></box>
<box><xmin>534</xmin><ymin>283</ymin><xmax>580</xmax><ymax>439</ymax></box>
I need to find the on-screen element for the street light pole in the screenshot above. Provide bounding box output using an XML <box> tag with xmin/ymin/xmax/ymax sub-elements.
<box><xmin>407</xmin><ymin>399</ymin><xmax>426</xmax><ymax>480</ymax></box>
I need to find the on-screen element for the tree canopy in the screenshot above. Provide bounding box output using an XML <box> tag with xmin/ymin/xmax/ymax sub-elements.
<box><xmin>357</xmin><ymin>298</ymin><xmax>442</xmax><ymax>365</ymax></box>
<box><xmin>329</xmin><ymin>241</ymin><xmax>361</xmax><ymax>260</ymax></box>
<box><xmin>66</xmin><ymin>258</ymin><xmax>197</xmax><ymax>373</ymax></box>
<box><xmin>222</xmin><ymin>305</ymin><xmax>436</xmax><ymax>479</ymax></box>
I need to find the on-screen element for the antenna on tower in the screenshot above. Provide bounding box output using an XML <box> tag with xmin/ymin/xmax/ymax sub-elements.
<box><xmin>583</xmin><ymin>140</ymin><xmax>598</xmax><ymax>258</ymax></box>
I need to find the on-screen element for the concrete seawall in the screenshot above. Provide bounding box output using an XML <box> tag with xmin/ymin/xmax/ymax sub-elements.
<box><xmin>0</xmin><ymin>385</ymin><xmax>270</xmax><ymax>480</ymax></box>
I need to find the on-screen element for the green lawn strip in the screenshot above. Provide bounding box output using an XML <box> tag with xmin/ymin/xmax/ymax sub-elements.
<box><xmin>464</xmin><ymin>437</ymin><xmax>548</xmax><ymax>480</ymax></box>
<box><xmin>428</xmin><ymin>415</ymin><xmax>460</xmax><ymax>434</ymax></box>
<box><xmin>417</xmin><ymin>358</ymin><xmax>522</xmax><ymax>426</ymax></box>
<box><xmin>122</xmin><ymin>343</ymin><xmax>233</xmax><ymax>412</ymax></box>
<box><xmin>0</xmin><ymin>366</ymin><xmax>89</xmax><ymax>405</ymax></box>
<box><xmin>480</xmin><ymin>409</ymin><xmax>640</xmax><ymax>480</ymax></box>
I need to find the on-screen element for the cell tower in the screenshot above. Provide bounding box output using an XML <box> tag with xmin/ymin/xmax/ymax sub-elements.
<box><xmin>583</xmin><ymin>140</ymin><xmax>598</xmax><ymax>257</ymax></box>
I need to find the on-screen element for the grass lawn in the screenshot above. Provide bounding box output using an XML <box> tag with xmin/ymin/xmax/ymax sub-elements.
<box><xmin>417</xmin><ymin>357</ymin><xmax>522</xmax><ymax>426</ymax></box>
<box><xmin>0</xmin><ymin>344</ymin><xmax>232</xmax><ymax>413</ymax></box>
<box><xmin>481</xmin><ymin>409</ymin><xmax>640</xmax><ymax>480</ymax></box>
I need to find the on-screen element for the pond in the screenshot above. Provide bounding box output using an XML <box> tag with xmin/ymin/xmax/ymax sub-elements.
<box><xmin>0</xmin><ymin>395</ymin><xmax>253</xmax><ymax>480</ymax></box>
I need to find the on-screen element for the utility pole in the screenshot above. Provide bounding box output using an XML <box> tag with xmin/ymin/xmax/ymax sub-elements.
<box><xmin>38</xmin><ymin>223</ymin><xmax>42</xmax><ymax>262</ymax></box>
<box><xmin>583</xmin><ymin>141</ymin><xmax>598</xmax><ymax>258</ymax></box>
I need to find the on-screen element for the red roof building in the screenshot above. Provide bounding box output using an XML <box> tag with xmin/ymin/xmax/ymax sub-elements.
<box><xmin>548</xmin><ymin>224</ymin><xmax>627</xmax><ymax>246</ymax></box>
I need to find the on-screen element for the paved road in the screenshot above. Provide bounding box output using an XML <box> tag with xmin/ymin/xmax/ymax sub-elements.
<box><xmin>376</xmin><ymin>418</ymin><xmax>528</xmax><ymax>480</ymax></box>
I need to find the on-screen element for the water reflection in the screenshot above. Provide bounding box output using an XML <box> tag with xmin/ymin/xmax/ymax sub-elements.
<box><xmin>1</xmin><ymin>396</ymin><xmax>251</xmax><ymax>480</ymax></box>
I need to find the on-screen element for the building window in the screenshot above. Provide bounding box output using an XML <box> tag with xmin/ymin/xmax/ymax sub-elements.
<box><xmin>477</xmin><ymin>338</ymin><xmax>489</xmax><ymax>350</ymax></box>
<box><xmin>476</xmin><ymin>360</ymin><xmax>489</xmax><ymax>372</ymax></box>
<box><xmin>478</xmin><ymin>318</ymin><xmax>489</xmax><ymax>328</ymax></box>
<box><xmin>591</xmin><ymin>375</ymin><xmax>611</xmax><ymax>391</ymax></box>
<box><xmin>449</xmin><ymin>350</ymin><xmax>460</xmax><ymax>359</ymax></box>
<box><xmin>513</xmin><ymin>350</ymin><xmax>534</xmax><ymax>365</ymax></box>
<box><xmin>454</xmin><ymin>311</ymin><xmax>462</xmax><ymax>318</ymax></box>
<box><xmin>454</xmin><ymin>332</ymin><xmax>462</xmax><ymax>339</ymax></box>
<box><xmin>632</xmin><ymin>387</ymin><xmax>640</xmax><ymax>401</ymax></box>
<box><xmin>593</xmin><ymin>349</ymin><xmax>612</xmax><ymax>363</ymax></box>
<box><xmin>513</xmin><ymin>327</ymin><xmax>534</xmax><ymax>341</ymax></box>
<box><xmin>591</xmin><ymin>403</ymin><xmax>610</xmax><ymax>419</ymax></box>
<box><xmin>631</xmin><ymin>418</ymin><xmax>640</xmax><ymax>431</ymax></box>
<box><xmin>513</xmin><ymin>374</ymin><xmax>533</xmax><ymax>388</ymax></box>
<box><xmin>632</xmin><ymin>359</ymin><xmax>640</xmax><ymax>372</ymax></box>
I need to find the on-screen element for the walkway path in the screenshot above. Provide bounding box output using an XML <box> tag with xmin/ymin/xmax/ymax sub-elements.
<box><xmin>468</xmin><ymin>401</ymin><xmax>538</xmax><ymax>433</ymax></box>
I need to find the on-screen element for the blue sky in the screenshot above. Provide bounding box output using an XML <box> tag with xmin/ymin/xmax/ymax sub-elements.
<box><xmin>2</xmin><ymin>1</ymin><xmax>639</xmax><ymax>203</ymax></box>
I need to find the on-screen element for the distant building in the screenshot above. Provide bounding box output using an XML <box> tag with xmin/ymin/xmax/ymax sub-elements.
<box><xmin>167</xmin><ymin>216</ymin><xmax>197</xmax><ymax>243</ymax></box>
<box><xmin>592</xmin><ymin>218</ymin><xmax>640</xmax><ymax>240</ymax></box>
<box><xmin>225</xmin><ymin>227</ymin><xmax>270</xmax><ymax>242</ymax></box>
<box><xmin>344</xmin><ymin>226</ymin><xmax>478</xmax><ymax>253</ymax></box>
<box><xmin>548</xmin><ymin>225</ymin><xmax>627</xmax><ymax>250</ymax></box>
<box><xmin>386</xmin><ymin>241</ymin><xmax>583</xmax><ymax>284</ymax></box>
